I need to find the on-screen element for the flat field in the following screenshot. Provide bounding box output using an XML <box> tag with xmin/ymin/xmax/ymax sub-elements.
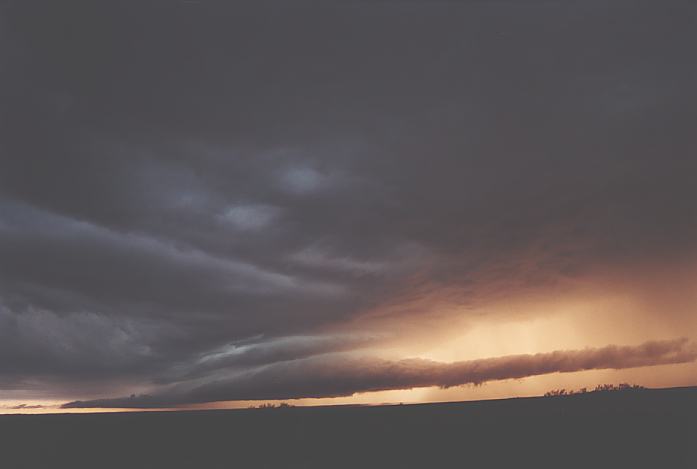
<box><xmin>1</xmin><ymin>387</ymin><xmax>695</xmax><ymax>468</ymax></box>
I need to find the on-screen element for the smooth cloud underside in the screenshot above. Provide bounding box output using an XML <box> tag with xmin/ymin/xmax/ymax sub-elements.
<box><xmin>63</xmin><ymin>338</ymin><xmax>697</xmax><ymax>408</ymax></box>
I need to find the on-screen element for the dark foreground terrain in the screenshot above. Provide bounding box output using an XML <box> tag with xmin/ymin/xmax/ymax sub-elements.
<box><xmin>1</xmin><ymin>387</ymin><xmax>695</xmax><ymax>468</ymax></box>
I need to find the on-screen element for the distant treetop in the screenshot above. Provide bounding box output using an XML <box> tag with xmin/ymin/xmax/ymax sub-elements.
<box><xmin>544</xmin><ymin>383</ymin><xmax>646</xmax><ymax>397</ymax></box>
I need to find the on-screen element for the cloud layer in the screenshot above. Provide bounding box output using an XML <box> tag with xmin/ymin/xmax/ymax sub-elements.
<box><xmin>63</xmin><ymin>338</ymin><xmax>697</xmax><ymax>408</ymax></box>
<box><xmin>0</xmin><ymin>2</ymin><xmax>695</xmax><ymax>405</ymax></box>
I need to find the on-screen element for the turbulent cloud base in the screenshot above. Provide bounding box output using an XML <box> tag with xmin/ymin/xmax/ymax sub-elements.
<box><xmin>63</xmin><ymin>338</ymin><xmax>696</xmax><ymax>408</ymax></box>
<box><xmin>0</xmin><ymin>2</ymin><xmax>695</xmax><ymax>408</ymax></box>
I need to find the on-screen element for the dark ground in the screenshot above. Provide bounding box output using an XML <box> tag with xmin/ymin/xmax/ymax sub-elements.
<box><xmin>1</xmin><ymin>387</ymin><xmax>695</xmax><ymax>468</ymax></box>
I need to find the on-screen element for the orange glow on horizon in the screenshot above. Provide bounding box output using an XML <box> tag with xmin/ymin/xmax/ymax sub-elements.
<box><xmin>4</xmin><ymin>259</ymin><xmax>695</xmax><ymax>416</ymax></box>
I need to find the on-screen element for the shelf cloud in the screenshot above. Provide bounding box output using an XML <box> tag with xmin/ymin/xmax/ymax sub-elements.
<box><xmin>63</xmin><ymin>338</ymin><xmax>696</xmax><ymax>408</ymax></box>
<box><xmin>0</xmin><ymin>2</ymin><xmax>694</xmax><ymax>409</ymax></box>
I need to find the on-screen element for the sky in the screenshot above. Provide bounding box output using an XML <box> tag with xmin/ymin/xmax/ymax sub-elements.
<box><xmin>0</xmin><ymin>1</ymin><xmax>695</xmax><ymax>413</ymax></box>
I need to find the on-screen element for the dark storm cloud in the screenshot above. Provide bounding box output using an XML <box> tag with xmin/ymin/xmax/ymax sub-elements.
<box><xmin>0</xmin><ymin>302</ymin><xmax>158</xmax><ymax>378</ymax></box>
<box><xmin>63</xmin><ymin>338</ymin><xmax>697</xmax><ymax>407</ymax></box>
<box><xmin>156</xmin><ymin>333</ymin><xmax>382</xmax><ymax>384</ymax></box>
<box><xmin>0</xmin><ymin>1</ymin><xmax>695</xmax><ymax>399</ymax></box>
<box><xmin>1</xmin><ymin>403</ymin><xmax>46</xmax><ymax>410</ymax></box>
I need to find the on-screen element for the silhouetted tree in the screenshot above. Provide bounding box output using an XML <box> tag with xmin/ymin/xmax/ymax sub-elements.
<box><xmin>545</xmin><ymin>383</ymin><xmax>645</xmax><ymax>397</ymax></box>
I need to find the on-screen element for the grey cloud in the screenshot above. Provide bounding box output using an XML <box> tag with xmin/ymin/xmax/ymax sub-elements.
<box><xmin>218</xmin><ymin>204</ymin><xmax>281</xmax><ymax>231</ymax></box>
<box><xmin>0</xmin><ymin>201</ymin><xmax>344</xmax><ymax>308</ymax></box>
<box><xmin>0</xmin><ymin>302</ymin><xmax>162</xmax><ymax>382</ymax></box>
<box><xmin>280</xmin><ymin>167</ymin><xmax>328</xmax><ymax>195</ymax></box>
<box><xmin>158</xmin><ymin>334</ymin><xmax>383</xmax><ymax>384</ymax></box>
<box><xmin>290</xmin><ymin>246</ymin><xmax>390</xmax><ymax>275</ymax></box>
<box><xmin>0</xmin><ymin>1</ymin><xmax>694</xmax><ymax>398</ymax></box>
<box><xmin>63</xmin><ymin>338</ymin><xmax>697</xmax><ymax>408</ymax></box>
